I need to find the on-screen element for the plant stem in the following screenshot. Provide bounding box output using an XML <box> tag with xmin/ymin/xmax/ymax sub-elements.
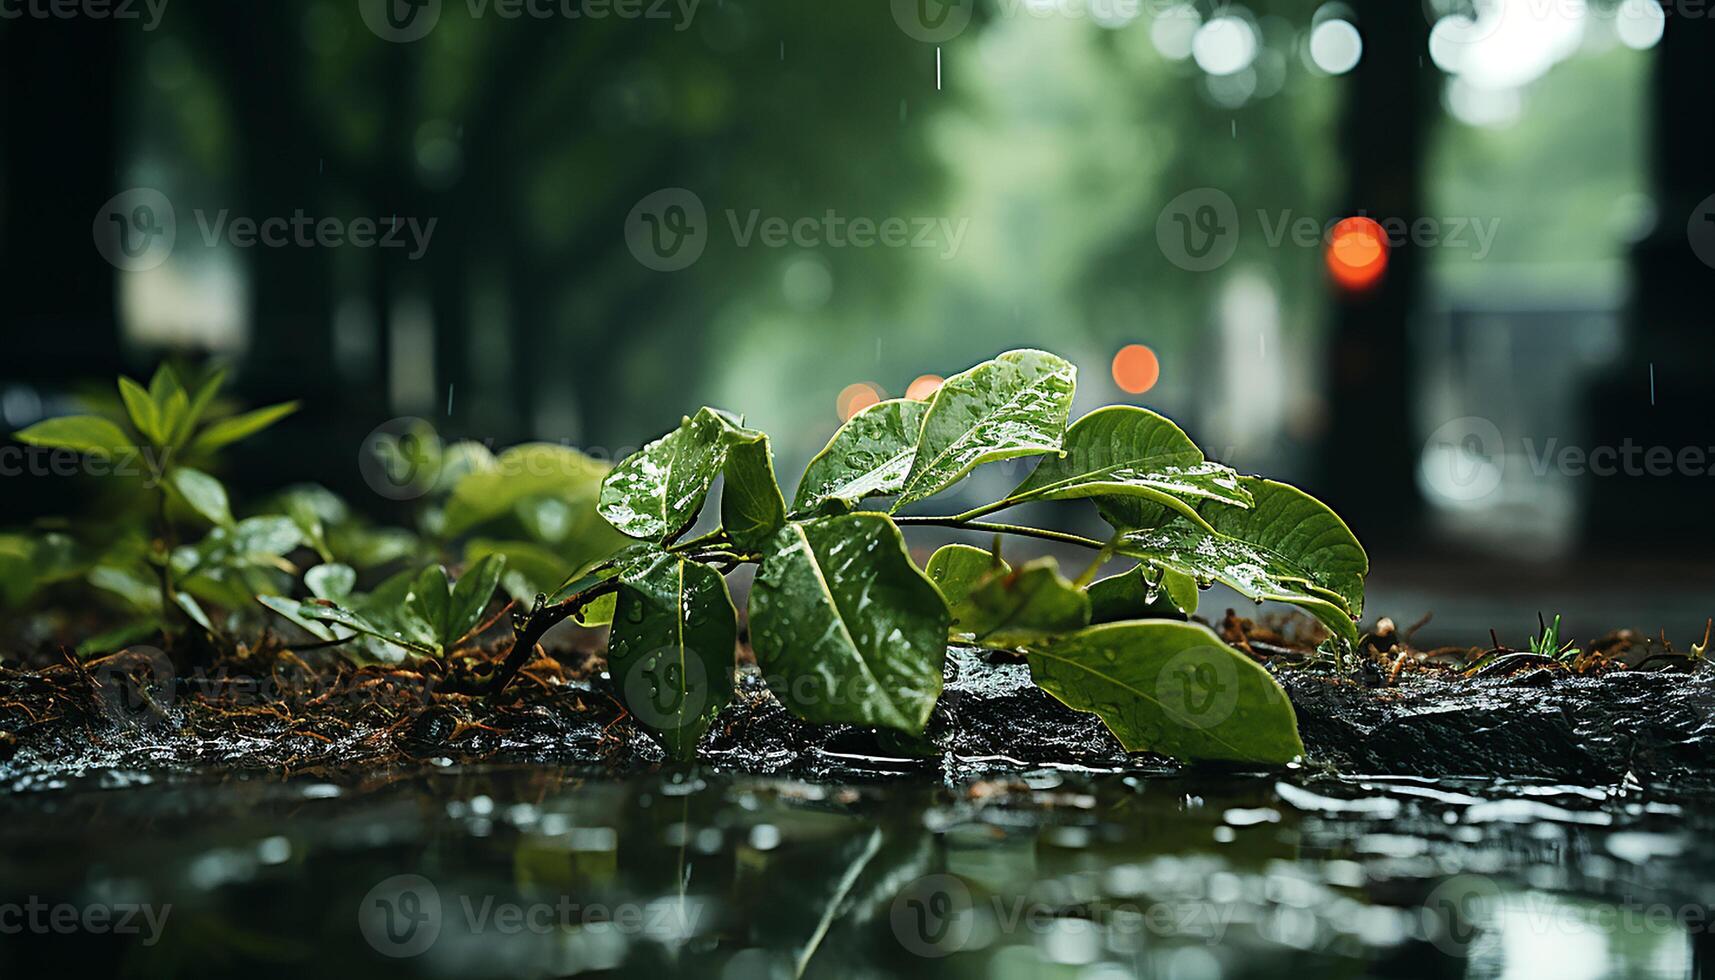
<box><xmin>1072</xmin><ymin>531</ymin><xmax>1122</xmax><ymax>588</ymax></box>
<box><xmin>892</xmin><ymin>516</ymin><xmax>1107</xmax><ymax>551</ymax></box>
<box><xmin>488</xmin><ymin>579</ymin><xmax>620</xmax><ymax>700</ymax></box>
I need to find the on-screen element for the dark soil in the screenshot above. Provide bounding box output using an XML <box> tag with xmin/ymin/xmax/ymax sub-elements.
<box><xmin>2</xmin><ymin>613</ymin><xmax>1712</xmax><ymax>792</ymax></box>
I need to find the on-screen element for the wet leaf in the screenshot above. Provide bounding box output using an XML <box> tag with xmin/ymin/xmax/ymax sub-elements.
<box><xmin>1027</xmin><ymin>621</ymin><xmax>1303</xmax><ymax>765</ymax></box>
<box><xmin>283</xmin><ymin>597</ymin><xmax>437</xmax><ymax>659</ymax></box>
<box><xmin>446</xmin><ymin>553</ymin><xmax>506</xmax><ymax>645</ymax></box>
<box><xmin>407</xmin><ymin>566</ymin><xmax>453</xmax><ymax>647</ymax></box>
<box><xmin>607</xmin><ymin>553</ymin><xmax>738</xmax><ymax>759</ymax></box>
<box><xmin>1110</xmin><ymin>477</ymin><xmax>1367</xmax><ymax>648</ymax></box>
<box><xmin>721</xmin><ymin>428</ymin><xmax>788</xmax><ymax>550</ymax></box>
<box><xmin>256</xmin><ymin>594</ymin><xmax>341</xmax><ymax>642</ymax></box>
<box><xmin>1086</xmin><ymin>564</ymin><xmax>1199</xmax><ymax>621</ymax></box>
<box><xmin>793</xmin><ymin>398</ymin><xmax>927</xmax><ymax>513</ymax></box>
<box><xmin>952</xmin><ymin>557</ymin><xmax>1090</xmax><ymax>647</ymax></box>
<box><xmin>14</xmin><ymin>415</ymin><xmax>133</xmax><ymax>456</ymax></box>
<box><xmin>748</xmin><ymin>514</ymin><xmax>951</xmax><ymax>733</ymax></box>
<box><xmin>1010</xmin><ymin>406</ymin><xmax>1251</xmax><ymax>526</ymax></box>
<box><xmin>598</xmin><ymin>408</ymin><xmax>738</xmax><ymax>541</ymax></box>
<box><xmin>923</xmin><ymin>543</ymin><xmax>1007</xmax><ymax>607</ymax></box>
<box><xmin>893</xmin><ymin>349</ymin><xmax>1076</xmax><ymax>509</ymax></box>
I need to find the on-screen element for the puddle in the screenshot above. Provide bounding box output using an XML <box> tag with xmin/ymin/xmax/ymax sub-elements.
<box><xmin>0</xmin><ymin>767</ymin><xmax>1709</xmax><ymax>977</ymax></box>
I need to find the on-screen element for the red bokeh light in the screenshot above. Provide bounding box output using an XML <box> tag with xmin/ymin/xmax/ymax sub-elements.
<box><xmin>1111</xmin><ymin>344</ymin><xmax>1161</xmax><ymax>395</ymax></box>
<box><xmin>1326</xmin><ymin>216</ymin><xmax>1388</xmax><ymax>291</ymax></box>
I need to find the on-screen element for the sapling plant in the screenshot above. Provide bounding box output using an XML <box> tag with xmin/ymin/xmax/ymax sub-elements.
<box><xmin>466</xmin><ymin>348</ymin><xmax>1368</xmax><ymax>766</ymax></box>
<box><xmin>13</xmin><ymin>365</ymin><xmax>299</xmax><ymax>649</ymax></box>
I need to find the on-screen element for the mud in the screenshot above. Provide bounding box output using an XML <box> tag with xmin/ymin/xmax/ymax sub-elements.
<box><xmin>3</xmin><ymin>642</ymin><xmax>1712</xmax><ymax>791</ymax></box>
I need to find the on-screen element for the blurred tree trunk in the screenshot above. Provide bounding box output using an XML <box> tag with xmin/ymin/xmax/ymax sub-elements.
<box><xmin>1317</xmin><ymin>1</ymin><xmax>1439</xmax><ymax>544</ymax></box>
<box><xmin>0</xmin><ymin>19</ymin><xmax>122</xmax><ymax>517</ymax></box>
<box><xmin>1</xmin><ymin>19</ymin><xmax>123</xmax><ymax>381</ymax></box>
<box><xmin>1586</xmin><ymin>7</ymin><xmax>1715</xmax><ymax>548</ymax></box>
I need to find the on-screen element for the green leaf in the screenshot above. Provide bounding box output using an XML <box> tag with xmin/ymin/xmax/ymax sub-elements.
<box><xmin>1087</xmin><ymin>565</ymin><xmax>1199</xmax><ymax>622</ymax></box>
<box><xmin>607</xmin><ymin>554</ymin><xmax>738</xmax><ymax>759</ymax></box>
<box><xmin>172</xmin><ymin>367</ymin><xmax>227</xmax><ymax>448</ymax></box>
<box><xmin>923</xmin><ymin>543</ymin><xmax>1008</xmax><ymax>608</ymax></box>
<box><xmin>1111</xmin><ymin>477</ymin><xmax>1367</xmax><ymax>648</ymax></box>
<box><xmin>187</xmin><ymin>401</ymin><xmax>298</xmax><ymax>455</ymax></box>
<box><xmin>446</xmin><ymin>553</ymin><xmax>506</xmax><ymax>646</ymax></box>
<box><xmin>147</xmin><ymin>365</ymin><xmax>191</xmax><ymax>447</ymax></box>
<box><xmin>466</xmin><ymin>539</ymin><xmax>572</xmax><ymax>603</ymax></box>
<box><xmin>1009</xmin><ymin>406</ymin><xmax>1251</xmax><ymax>528</ymax></box>
<box><xmin>893</xmin><ymin>349</ymin><xmax>1076</xmax><ymax>509</ymax></box>
<box><xmin>951</xmin><ymin>557</ymin><xmax>1091</xmax><ymax>647</ymax></box>
<box><xmin>721</xmin><ymin>429</ymin><xmax>787</xmax><ymax>550</ymax></box>
<box><xmin>14</xmin><ymin>415</ymin><xmax>134</xmax><ymax>456</ymax></box>
<box><xmin>1026</xmin><ymin>621</ymin><xmax>1304</xmax><ymax>765</ymax></box>
<box><xmin>118</xmin><ymin>377</ymin><xmax>162</xmax><ymax>446</ymax></box>
<box><xmin>288</xmin><ymin>598</ymin><xmax>438</xmax><ymax>658</ymax></box>
<box><xmin>792</xmin><ymin>398</ymin><xmax>927</xmax><ymax>513</ymax></box>
<box><xmin>748</xmin><ymin>514</ymin><xmax>951</xmax><ymax>733</ymax></box>
<box><xmin>598</xmin><ymin>408</ymin><xmax>736</xmax><ymax>541</ymax></box>
<box><xmin>173</xmin><ymin>591</ymin><xmax>215</xmax><ymax>632</ymax></box>
<box><xmin>407</xmin><ymin>565</ymin><xmax>453</xmax><ymax>650</ymax></box>
<box><xmin>170</xmin><ymin>468</ymin><xmax>235</xmax><ymax>527</ymax></box>
<box><xmin>304</xmin><ymin>563</ymin><xmax>356</xmax><ymax>601</ymax></box>
<box><xmin>77</xmin><ymin>620</ymin><xmax>163</xmax><ymax>657</ymax></box>
<box><xmin>285</xmin><ymin>496</ymin><xmax>333</xmax><ymax>563</ymax></box>
<box><xmin>177</xmin><ymin>516</ymin><xmax>303</xmax><ymax>575</ymax></box>
<box><xmin>257</xmin><ymin>594</ymin><xmax>342</xmax><ymax>642</ymax></box>
<box><xmin>441</xmin><ymin>443</ymin><xmax>610</xmax><ymax>538</ymax></box>
<box><xmin>90</xmin><ymin>564</ymin><xmax>162</xmax><ymax>614</ymax></box>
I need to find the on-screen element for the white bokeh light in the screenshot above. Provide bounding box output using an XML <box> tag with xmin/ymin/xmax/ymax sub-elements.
<box><xmin>1150</xmin><ymin>5</ymin><xmax>1201</xmax><ymax>61</ymax></box>
<box><xmin>1309</xmin><ymin>19</ymin><xmax>1362</xmax><ymax>75</ymax></box>
<box><xmin>1192</xmin><ymin>15</ymin><xmax>1259</xmax><ymax>76</ymax></box>
<box><xmin>1614</xmin><ymin>0</ymin><xmax>1665</xmax><ymax>50</ymax></box>
<box><xmin>1427</xmin><ymin>0</ymin><xmax>1586</xmax><ymax>91</ymax></box>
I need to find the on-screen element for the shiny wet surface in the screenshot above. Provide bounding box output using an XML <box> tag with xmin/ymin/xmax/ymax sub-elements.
<box><xmin>0</xmin><ymin>765</ymin><xmax>1710</xmax><ymax>978</ymax></box>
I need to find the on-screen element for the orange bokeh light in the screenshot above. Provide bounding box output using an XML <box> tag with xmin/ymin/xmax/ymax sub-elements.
<box><xmin>1326</xmin><ymin>216</ymin><xmax>1388</xmax><ymax>291</ymax></box>
<box><xmin>837</xmin><ymin>382</ymin><xmax>883</xmax><ymax>421</ymax></box>
<box><xmin>1111</xmin><ymin>344</ymin><xmax>1160</xmax><ymax>395</ymax></box>
<box><xmin>905</xmin><ymin>374</ymin><xmax>944</xmax><ymax>401</ymax></box>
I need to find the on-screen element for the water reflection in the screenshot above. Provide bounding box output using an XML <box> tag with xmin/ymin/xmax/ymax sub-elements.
<box><xmin>0</xmin><ymin>767</ymin><xmax>1707</xmax><ymax>977</ymax></box>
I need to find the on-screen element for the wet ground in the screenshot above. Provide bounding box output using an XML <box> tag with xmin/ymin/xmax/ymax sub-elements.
<box><xmin>2</xmin><ymin>646</ymin><xmax>1714</xmax><ymax>977</ymax></box>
